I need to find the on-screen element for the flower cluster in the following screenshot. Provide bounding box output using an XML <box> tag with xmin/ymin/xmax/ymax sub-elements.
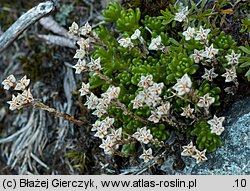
<box><xmin>69</xmin><ymin>22</ymin><xmax>92</xmax><ymax>58</ymax></box>
<box><xmin>183</xmin><ymin>24</ymin><xmax>239</xmax><ymax>95</ymax></box>
<box><xmin>81</xmin><ymin>85</ymin><xmax>120</xmax><ymax>117</ymax></box>
<box><xmin>190</xmin><ymin>44</ymin><xmax>219</xmax><ymax>63</ymax></box>
<box><xmin>130</xmin><ymin>75</ymin><xmax>171</xmax><ymax>123</ymax></box>
<box><xmin>220</xmin><ymin>50</ymin><xmax>240</xmax><ymax>94</ymax></box>
<box><xmin>3</xmin><ymin>0</ymin><xmax>248</xmax><ymax>172</ymax></box>
<box><xmin>76</xmin><ymin>73</ymin><xmax>122</xmax><ymax>154</ymax></box>
<box><xmin>2</xmin><ymin>75</ymin><xmax>33</xmax><ymax>110</ymax></box>
<box><xmin>191</xmin><ymin>44</ymin><xmax>218</xmax><ymax>62</ymax></box>
<box><xmin>131</xmin><ymin>75</ymin><xmax>164</xmax><ymax>109</ymax></box>
<box><xmin>183</xmin><ymin>26</ymin><xmax>211</xmax><ymax>42</ymax></box>
<box><xmin>118</xmin><ymin>29</ymin><xmax>165</xmax><ymax>52</ymax></box>
<box><xmin>69</xmin><ymin>21</ymin><xmax>92</xmax><ymax>37</ymax></box>
<box><xmin>184</xmin><ymin>25</ymin><xmax>239</xmax><ymax>88</ymax></box>
<box><xmin>118</xmin><ymin>29</ymin><xmax>144</xmax><ymax>48</ymax></box>
<box><xmin>132</xmin><ymin>127</ymin><xmax>155</xmax><ymax>163</ymax></box>
<box><xmin>148</xmin><ymin>102</ymin><xmax>171</xmax><ymax>123</ymax></box>
<box><xmin>91</xmin><ymin>117</ymin><xmax>122</xmax><ymax>154</ymax></box>
<box><xmin>73</xmin><ymin>57</ymin><xmax>102</xmax><ymax>74</ymax></box>
<box><xmin>181</xmin><ymin>141</ymin><xmax>207</xmax><ymax>164</ymax></box>
<box><xmin>69</xmin><ymin>22</ymin><xmax>102</xmax><ymax>74</ymax></box>
<box><xmin>191</xmin><ymin>48</ymin><xmax>238</xmax><ymax>86</ymax></box>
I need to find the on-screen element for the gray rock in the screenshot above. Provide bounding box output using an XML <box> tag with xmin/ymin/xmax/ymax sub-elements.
<box><xmin>160</xmin><ymin>156</ymin><xmax>176</xmax><ymax>175</ymax></box>
<box><xmin>187</xmin><ymin>98</ymin><xmax>250</xmax><ymax>174</ymax></box>
<box><xmin>161</xmin><ymin>98</ymin><xmax>250</xmax><ymax>175</ymax></box>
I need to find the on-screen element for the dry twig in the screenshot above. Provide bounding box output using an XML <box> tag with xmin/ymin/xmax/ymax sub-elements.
<box><xmin>37</xmin><ymin>34</ymin><xmax>77</xmax><ymax>49</ymax></box>
<box><xmin>0</xmin><ymin>1</ymin><xmax>56</xmax><ymax>53</ymax></box>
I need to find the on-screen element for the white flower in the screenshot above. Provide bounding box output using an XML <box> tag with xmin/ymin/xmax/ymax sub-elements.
<box><xmin>201</xmin><ymin>68</ymin><xmax>218</xmax><ymax>81</ymax></box>
<box><xmin>138</xmin><ymin>75</ymin><xmax>153</xmax><ymax>88</ymax></box>
<box><xmin>211</xmin><ymin>122</ymin><xmax>225</xmax><ymax>135</ymax></box>
<box><xmin>108</xmin><ymin>128</ymin><xmax>122</xmax><ymax>142</ymax></box>
<box><xmin>181</xmin><ymin>141</ymin><xmax>196</xmax><ymax>156</ymax></box>
<box><xmin>14</xmin><ymin>75</ymin><xmax>30</xmax><ymax>91</ymax></box>
<box><xmin>195</xmin><ymin>26</ymin><xmax>210</xmax><ymax>41</ymax></box>
<box><xmin>79</xmin><ymin>82</ymin><xmax>90</xmax><ymax>96</ymax></box>
<box><xmin>148</xmin><ymin>82</ymin><xmax>164</xmax><ymax>96</ymax></box>
<box><xmin>145</xmin><ymin>94</ymin><xmax>162</xmax><ymax>107</ymax></box>
<box><xmin>92</xmin><ymin>107</ymin><xmax>107</xmax><ymax>117</ymax></box>
<box><xmin>197</xmin><ymin>93</ymin><xmax>215</xmax><ymax>108</ymax></box>
<box><xmin>85</xmin><ymin>93</ymin><xmax>99</xmax><ymax>110</ymax></box>
<box><xmin>148</xmin><ymin>36</ymin><xmax>162</xmax><ymax>50</ymax></box>
<box><xmin>138</xmin><ymin>89</ymin><xmax>149</xmax><ymax>101</ymax></box>
<box><xmin>131</xmin><ymin>29</ymin><xmax>141</xmax><ymax>40</ymax></box>
<box><xmin>156</xmin><ymin>102</ymin><xmax>171</xmax><ymax>116</ymax></box>
<box><xmin>79</xmin><ymin>22</ymin><xmax>92</xmax><ymax>36</ymax></box>
<box><xmin>88</xmin><ymin>57</ymin><xmax>102</xmax><ymax>71</ymax></box>
<box><xmin>94</xmin><ymin>125</ymin><xmax>108</xmax><ymax>139</ymax></box>
<box><xmin>74</xmin><ymin>48</ymin><xmax>86</xmax><ymax>59</ymax></box>
<box><xmin>132</xmin><ymin>126</ymin><xmax>153</xmax><ymax>144</ymax></box>
<box><xmin>211</xmin><ymin>126</ymin><xmax>225</xmax><ymax>135</ymax></box>
<box><xmin>101</xmin><ymin>96</ymin><xmax>112</xmax><ymax>106</ymax></box>
<box><xmin>104</xmin><ymin>86</ymin><xmax>120</xmax><ymax>100</ymax></box>
<box><xmin>7</xmin><ymin>94</ymin><xmax>23</xmax><ymax>110</ymax></box>
<box><xmin>173</xmin><ymin>74</ymin><xmax>192</xmax><ymax>96</ymax></box>
<box><xmin>68</xmin><ymin>22</ymin><xmax>79</xmax><ymax>34</ymax></box>
<box><xmin>2</xmin><ymin>74</ymin><xmax>16</xmax><ymax>90</ymax></box>
<box><xmin>174</xmin><ymin>12</ymin><xmax>186</xmax><ymax>22</ymax></box>
<box><xmin>77</xmin><ymin>38</ymin><xmax>90</xmax><ymax>50</ymax></box>
<box><xmin>132</xmin><ymin>77</ymin><xmax>164</xmax><ymax>108</ymax></box>
<box><xmin>101</xmin><ymin>86</ymin><xmax>120</xmax><ymax>103</ymax></box>
<box><xmin>180</xmin><ymin>104</ymin><xmax>194</xmax><ymax>118</ymax></box>
<box><xmin>99</xmin><ymin>137</ymin><xmax>115</xmax><ymax>155</ymax></box>
<box><xmin>139</xmin><ymin>148</ymin><xmax>154</xmax><ymax>163</ymax></box>
<box><xmin>148</xmin><ymin>110</ymin><xmax>161</xmax><ymax>123</ymax></box>
<box><xmin>140</xmin><ymin>129</ymin><xmax>153</xmax><ymax>144</ymax></box>
<box><xmin>98</xmin><ymin>98</ymin><xmax>110</xmax><ymax>110</ymax></box>
<box><xmin>191</xmin><ymin>149</ymin><xmax>207</xmax><ymax>163</ymax></box>
<box><xmin>118</xmin><ymin>37</ymin><xmax>134</xmax><ymax>48</ymax></box>
<box><xmin>132</xmin><ymin>131</ymin><xmax>141</xmax><ymax>141</ymax></box>
<box><xmin>91</xmin><ymin>120</ymin><xmax>102</xmax><ymax>131</ymax></box>
<box><xmin>207</xmin><ymin>115</ymin><xmax>225</xmax><ymax>130</ymax></box>
<box><xmin>183</xmin><ymin>27</ymin><xmax>195</xmax><ymax>40</ymax></box>
<box><xmin>174</xmin><ymin>6</ymin><xmax>189</xmax><ymax>22</ymax></box>
<box><xmin>102</xmin><ymin>117</ymin><xmax>115</xmax><ymax>128</ymax></box>
<box><xmin>225</xmin><ymin>50</ymin><xmax>241</xmax><ymax>65</ymax></box>
<box><xmin>73</xmin><ymin>59</ymin><xmax>86</xmax><ymax>74</ymax></box>
<box><xmin>191</xmin><ymin>49</ymin><xmax>204</xmax><ymax>63</ymax></box>
<box><xmin>143</xmin><ymin>88</ymin><xmax>161</xmax><ymax>107</ymax></box>
<box><xmin>202</xmin><ymin>44</ymin><xmax>218</xmax><ymax>59</ymax></box>
<box><xmin>131</xmin><ymin>95</ymin><xmax>144</xmax><ymax>109</ymax></box>
<box><xmin>221</xmin><ymin>67</ymin><xmax>237</xmax><ymax>82</ymax></box>
<box><xmin>21</xmin><ymin>88</ymin><xmax>33</xmax><ymax>103</ymax></box>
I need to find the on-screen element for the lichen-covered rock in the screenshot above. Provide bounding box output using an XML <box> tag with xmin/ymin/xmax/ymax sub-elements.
<box><xmin>184</xmin><ymin>98</ymin><xmax>250</xmax><ymax>174</ymax></box>
<box><xmin>161</xmin><ymin>98</ymin><xmax>250</xmax><ymax>175</ymax></box>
